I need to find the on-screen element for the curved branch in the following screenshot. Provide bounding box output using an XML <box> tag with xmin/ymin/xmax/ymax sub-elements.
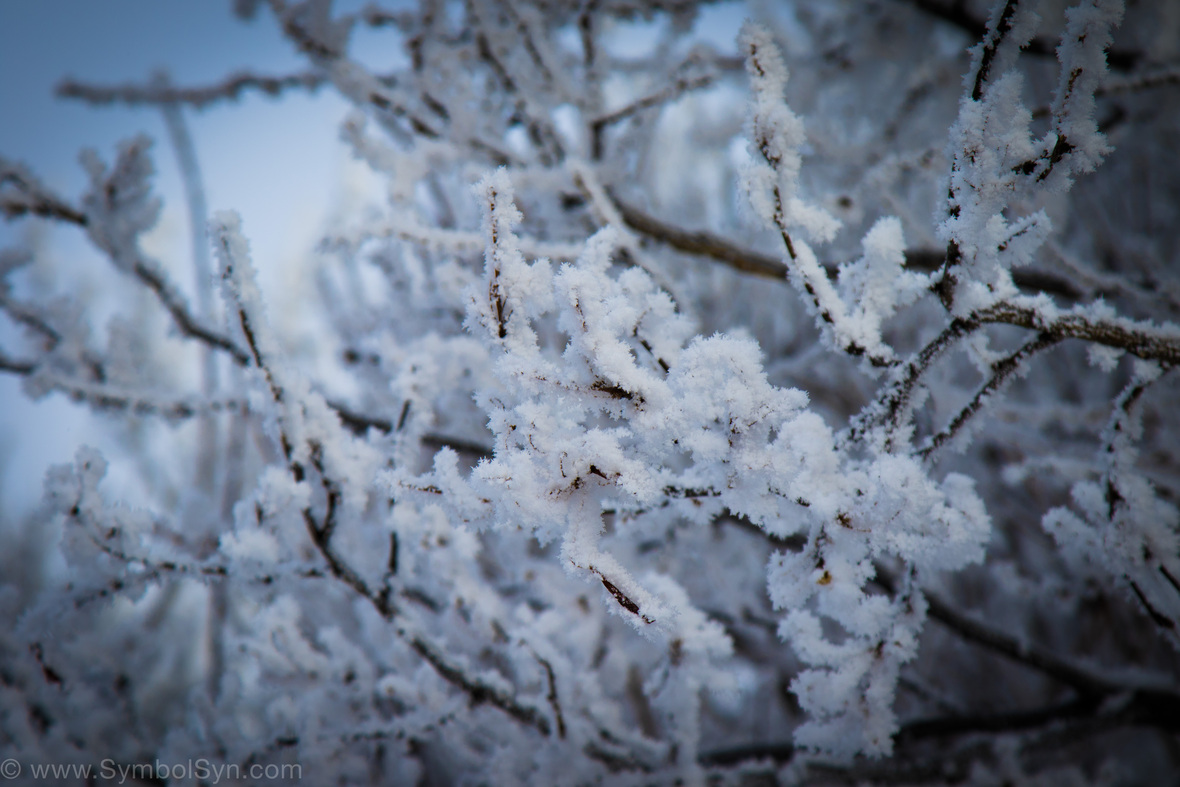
<box><xmin>977</xmin><ymin>300</ymin><xmax>1180</xmax><ymax>366</ymax></box>
<box><xmin>1</xmin><ymin>162</ymin><xmax>252</xmax><ymax>366</ymax></box>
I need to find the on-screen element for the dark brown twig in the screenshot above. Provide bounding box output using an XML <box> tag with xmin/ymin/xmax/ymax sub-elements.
<box><xmin>917</xmin><ymin>331</ymin><xmax>1063</xmax><ymax>458</ymax></box>
<box><xmin>612</xmin><ymin>194</ymin><xmax>1082</xmax><ymax>298</ymax></box>
<box><xmin>905</xmin><ymin>0</ymin><xmax>1141</xmax><ymax>71</ymax></box>
<box><xmin>970</xmin><ymin>0</ymin><xmax>1022</xmax><ymax>102</ymax></box>
<box><xmin>976</xmin><ymin>301</ymin><xmax>1180</xmax><ymax>366</ymax></box>
<box><xmin>57</xmin><ymin>70</ymin><xmax>326</xmax><ymax>109</ymax></box>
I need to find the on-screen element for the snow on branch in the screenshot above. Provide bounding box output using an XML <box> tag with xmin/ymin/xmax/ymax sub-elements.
<box><xmin>938</xmin><ymin>0</ymin><xmax>1124</xmax><ymax>315</ymax></box>
<box><xmin>382</xmin><ymin>167</ymin><xmax>995</xmax><ymax>760</ymax></box>
<box><xmin>1044</xmin><ymin>363</ymin><xmax>1180</xmax><ymax>646</ymax></box>
<box><xmin>57</xmin><ymin>70</ymin><xmax>326</xmax><ymax>109</ymax></box>
<box><xmin>5</xmin><ymin>1</ymin><xmax>1180</xmax><ymax>782</ymax></box>
<box><xmin>741</xmin><ymin>23</ymin><xmax>928</xmax><ymax>369</ymax></box>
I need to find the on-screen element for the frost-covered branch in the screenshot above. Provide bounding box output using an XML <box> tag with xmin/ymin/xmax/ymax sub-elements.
<box><xmin>906</xmin><ymin>0</ymin><xmax>1143</xmax><ymax>71</ymax></box>
<box><xmin>853</xmin><ymin>296</ymin><xmax>1180</xmax><ymax>454</ymax></box>
<box><xmin>57</xmin><ymin>70</ymin><xmax>326</xmax><ymax>108</ymax></box>
<box><xmin>131</xmin><ymin>249</ymin><xmax>251</xmax><ymax>365</ymax></box>
<box><xmin>976</xmin><ymin>299</ymin><xmax>1180</xmax><ymax>365</ymax></box>
<box><xmin>5</xmin><ymin>1</ymin><xmax>1179</xmax><ymax>782</ymax></box>
<box><xmin>936</xmin><ymin>0</ymin><xmax>1125</xmax><ymax>313</ymax></box>
<box><xmin>2</xmin><ymin>148</ymin><xmax>251</xmax><ymax>366</ymax></box>
<box><xmin>918</xmin><ymin>331</ymin><xmax>1062</xmax><ymax>457</ymax></box>
<box><xmin>212</xmin><ymin>211</ymin><xmax>560</xmax><ymax>741</ymax></box>
<box><xmin>742</xmin><ymin>24</ymin><xmax>924</xmax><ymax>369</ymax></box>
<box><xmin>847</xmin><ymin>316</ymin><xmax>981</xmax><ymax>449</ymax></box>
<box><xmin>614</xmin><ymin>192</ymin><xmax>1084</xmax><ymax>300</ymax></box>
<box><xmin>31</xmin><ymin>372</ymin><xmax>245</xmax><ymax>421</ymax></box>
<box><xmin>0</xmin><ymin>159</ymin><xmax>88</xmax><ymax>225</ymax></box>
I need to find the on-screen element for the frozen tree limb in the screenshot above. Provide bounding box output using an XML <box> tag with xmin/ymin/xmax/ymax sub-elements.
<box><xmin>977</xmin><ymin>299</ymin><xmax>1180</xmax><ymax>365</ymax></box>
<box><xmin>58</xmin><ymin>70</ymin><xmax>327</xmax><ymax>108</ymax></box>
<box><xmin>613</xmin><ymin>192</ymin><xmax>1087</xmax><ymax>297</ymax></box>
<box><xmin>211</xmin><ymin>211</ymin><xmax>559</xmax><ymax>741</ymax></box>
<box><xmin>917</xmin><ymin>331</ymin><xmax>1063</xmax><ymax>458</ymax></box>
<box><xmin>5</xmin><ymin>1</ymin><xmax>1179</xmax><ymax>782</ymax></box>
<box><xmin>906</xmin><ymin>0</ymin><xmax>1143</xmax><ymax>71</ymax></box>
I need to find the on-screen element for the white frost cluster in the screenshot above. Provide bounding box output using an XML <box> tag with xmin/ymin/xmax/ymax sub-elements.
<box><xmin>1043</xmin><ymin>363</ymin><xmax>1180</xmax><ymax>645</ymax></box>
<box><xmin>740</xmin><ymin>23</ymin><xmax>926</xmax><ymax>367</ymax></box>
<box><xmin>6</xmin><ymin>1</ymin><xmax>1176</xmax><ymax>782</ymax></box>
<box><xmin>392</xmin><ymin>169</ymin><xmax>990</xmax><ymax>759</ymax></box>
<box><xmin>940</xmin><ymin>0</ymin><xmax>1124</xmax><ymax>315</ymax></box>
<box><xmin>739</xmin><ymin>23</ymin><xmax>840</xmax><ymax>246</ymax></box>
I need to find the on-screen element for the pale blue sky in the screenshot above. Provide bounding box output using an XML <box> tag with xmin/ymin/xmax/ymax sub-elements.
<box><xmin>0</xmin><ymin>2</ymin><xmax>399</xmax><ymax>513</ymax></box>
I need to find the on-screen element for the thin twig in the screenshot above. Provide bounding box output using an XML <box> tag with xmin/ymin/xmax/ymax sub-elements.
<box><xmin>57</xmin><ymin>70</ymin><xmax>326</xmax><ymax>109</ymax></box>
<box><xmin>970</xmin><ymin>0</ymin><xmax>1022</xmax><ymax>101</ymax></box>
<box><xmin>846</xmin><ymin>316</ymin><xmax>981</xmax><ymax>448</ymax></box>
<box><xmin>906</xmin><ymin>0</ymin><xmax>1141</xmax><ymax>71</ymax></box>
<box><xmin>917</xmin><ymin>331</ymin><xmax>1062</xmax><ymax>458</ymax></box>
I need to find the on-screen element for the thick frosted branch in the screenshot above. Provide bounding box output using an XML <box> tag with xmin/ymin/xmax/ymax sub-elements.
<box><xmin>977</xmin><ymin>299</ymin><xmax>1180</xmax><ymax>366</ymax></box>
